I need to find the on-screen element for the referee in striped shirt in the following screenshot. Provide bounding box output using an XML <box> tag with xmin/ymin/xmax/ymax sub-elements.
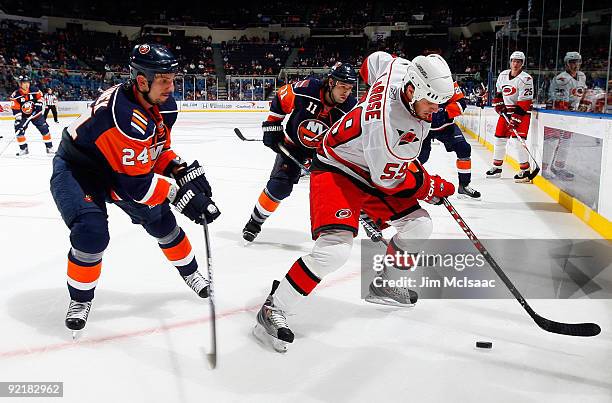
<box><xmin>43</xmin><ymin>88</ymin><xmax>59</xmax><ymax>123</ymax></box>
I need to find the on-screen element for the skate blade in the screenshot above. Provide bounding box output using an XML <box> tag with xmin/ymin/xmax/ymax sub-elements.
<box><xmin>252</xmin><ymin>324</ymin><xmax>289</xmax><ymax>353</ymax></box>
<box><xmin>365</xmin><ymin>295</ymin><xmax>415</xmax><ymax>308</ymax></box>
<box><xmin>71</xmin><ymin>330</ymin><xmax>83</xmax><ymax>341</ymax></box>
<box><xmin>457</xmin><ymin>193</ymin><xmax>481</xmax><ymax>201</ymax></box>
<box><xmin>485</xmin><ymin>174</ymin><xmax>501</xmax><ymax>179</ymax></box>
<box><xmin>514</xmin><ymin>178</ymin><xmax>532</xmax><ymax>184</ymax></box>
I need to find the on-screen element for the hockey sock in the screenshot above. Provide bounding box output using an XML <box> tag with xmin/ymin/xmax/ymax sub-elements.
<box><xmin>456</xmin><ymin>158</ymin><xmax>471</xmax><ymax>186</ymax></box>
<box><xmin>67</xmin><ymin>248</ymin><xmax>103</xmax><ymax>302</ymax></box>
<box><xmin>516</xmin><ymin>139</ymin><xmax>530</xmax><ymax>171</ymax></box>
<box><xmin>274</xmin><ymin>258</ymin><xmax>321</xmax><ymax>313</ymax></box>
<box><xmin>251</xmin><ymin>188</ymin><xmax>281</xmax><ymax>226</ymax></box>
<box><xmin>157</xmin><ymin>226</ymin><xmax>197</xmax><ymax>277</ymax></box>
<box><xmin>492</xmin><ymin>137</ymin><xmax>508</xmax><ymax>166</ymax></box>
<box><xmin>42</xmin><ymin>133</ymin><xmax>53</xmax><ymax>148</ymax></box>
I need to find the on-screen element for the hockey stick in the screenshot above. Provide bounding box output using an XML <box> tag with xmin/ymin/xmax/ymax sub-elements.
<box><xmin>442</xmin><ymin>197</ymin><xmax>600</xmax><ymax>337</ymax></box>
<box><xmin>0</xmin><ymin>114</ymin><xmax>35</xmax><ymax>157</ymax></box>
<box><xmin>501</xmin><ymin>114</ymin><xmax>541</xmax><ymax>180</ymax></box>
<box><xmin>233</xmin><ymin>127</ymin><xmax>262</xmax><ymax>142</ymax></box>
<box><xmin>277</xmin><ymin>143</ymin><xmax>387</xmax><ymax>245</ymax></box>
<box><xmin>201</xmin><ymin>219</ymin><xmax>217</xmax><ymax>368</ymax></box>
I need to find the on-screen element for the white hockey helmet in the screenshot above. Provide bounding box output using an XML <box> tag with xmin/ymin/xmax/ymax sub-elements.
<box><xmin>564</xmin><ymin>51</ymin><xmax>582</xmax><ymax>65</ymax></box>
<box><xmin>403</xmin><ymin>54</ymin><xmax>454</xmax><ymax>105</ymax></box>
<box><xmin>509</xmin><ymin>51</ymin><xmax>526</xmax><ymax>64</ymax></box>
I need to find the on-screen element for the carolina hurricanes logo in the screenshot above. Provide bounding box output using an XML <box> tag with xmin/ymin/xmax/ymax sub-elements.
<box><xmin>21</xmin><ymin>101</ymin><xmax>34</xmax><ymax>114</ymax></box>
<box><xmin>398</xmin><ymin>129</ymin><xmax>418</xmax><ymax>145</ymax></box>
<box><xmin>83</xmin><ymin>194</ymin><xmax>93</xmax><ymax>203</ymax></box>
<box><xmin>571</xmin><ymin>88</ymin><xmax>585</xmax><ymax>97</ymax></box>
<box><xmin>502</xmin><ymin>85</ymin><xmax>517</xmax><ymax>96</ymax></box>
<box><xmin>297</xmin><ymin>119</ymin><xmax>329</xmax><ymax>149</ymax></box>
<box><xmin>335</xmin><ymin>209</ymin><xmax>352</xmax><ymax>219</ymax></box>
<box><xmin>138</xmin><ymin>44</ymin><xmax>151</xmax><ymax>55</ymax></box>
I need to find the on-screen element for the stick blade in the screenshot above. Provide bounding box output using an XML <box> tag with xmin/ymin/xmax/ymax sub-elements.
<box><xmin>233</xmin><ymin>128</ymin><xmax>247</xmax><ymax>141</ymax></box>
<box><xmin>528</xmin><ymin>166</ymin><xmax>540</xmax><ymax>181</ymax></box>
<box><xmin>535</xmin><ymin>314</ymin><xmax>601</xmax><ymax>337</ymax></box>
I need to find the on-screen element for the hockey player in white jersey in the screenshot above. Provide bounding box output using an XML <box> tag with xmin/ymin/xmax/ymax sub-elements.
<box><xmin>486</xmin><ymin>51</ymin><xmax>534</xmax><ymax>183</ymax></box>
<box><xmin>549</xmin><ymin>52</ymin><xmax>587</xmax><ymax>111</ymax></box>
<box><xmin>543</xmin><ymin>51</ymin><xmax>587</xmax><ymax>180</ymax></box>
<box><xmin>253</xmin><ymin>51</ymin><xmax>456</xmax><ymax>352</ymax></box>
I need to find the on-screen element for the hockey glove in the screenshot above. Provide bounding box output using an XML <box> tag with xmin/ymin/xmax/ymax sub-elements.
<box><xmin>262</xmin><ymin>120</ymin><xmax>285</xmax><ymax>153</ymax></box>
<box><xmin>417</xmin><ymin>174</ymin><xmax>455</xmax><ymax>205</ymax></box>
<box><xmin>492</xmin><ymin>97</ymin><xmax>506</xmax><ymax>115</ymax></box>
<box><xmin>173</xmin><ymin>160</ymin><xmax>212</xmax><ymax>197</ymax></box>
<box><xmin>169</xmin><ymin>183</ymin><xmax>221</xmax><ymax>224</ymax></box>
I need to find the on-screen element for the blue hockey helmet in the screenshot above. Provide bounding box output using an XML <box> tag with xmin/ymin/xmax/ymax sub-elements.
<box><xmin>129</xmin><ymin>44</ymin><xmax>179</xmax><ymax>82</ymax></box>
<box><xmin>328</xmin><ymin>62</ymin><xmax>358</xmax><ymax>85</ymax></box>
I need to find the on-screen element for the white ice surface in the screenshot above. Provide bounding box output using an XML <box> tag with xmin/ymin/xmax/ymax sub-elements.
<box><xmin>0</xmin><ymin>114</ymin><xmax>610</xmax><ymax>403</ymax></box>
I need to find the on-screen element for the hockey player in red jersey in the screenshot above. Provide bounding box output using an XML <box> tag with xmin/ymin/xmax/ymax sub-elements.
<box><xmin>486</xmin><ymin>51</ymin><xmax>534</xmax><ymax>183</ymax></box>
<box><xmin>10</xmin><ymin>75</ymin><xmax>55</xmax><ymax>156</ymax></box>
<box><xmin>242</xmin><ymin>63</ymin><xmax>358</xmax><ymax>242</ymax></box>
<box><xmin>253</xmin><ymin>51</ymin><xmax>456</xmax><ymax>352</ymax></box>
<box><xmin>50</xmin><ymin>44</ymin><xmax>221</xmax><ymax>335</ymax></box>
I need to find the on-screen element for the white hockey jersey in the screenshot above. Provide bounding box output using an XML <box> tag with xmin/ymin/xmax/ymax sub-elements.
<box><xmin>549</xmin><ymin>71</ymin><xmax>587</xmax><ymax>111</ymax></box>
<box><xmin>317</xmin><ymin>51</ymin><xmax>431</xmax><ymax>196</ymax></box>
<box><xmin>495</xmin><ymin>69</ymin><xmax>534</xmax><ymax>113</ymax></box>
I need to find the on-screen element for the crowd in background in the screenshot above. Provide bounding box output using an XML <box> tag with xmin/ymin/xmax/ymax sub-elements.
<box><xmin>1</xmin><ymin>2</ymin><xmax>610</xmax><ymax>112</ymax></box>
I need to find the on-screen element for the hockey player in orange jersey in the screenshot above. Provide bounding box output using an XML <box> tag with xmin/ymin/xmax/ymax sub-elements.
<box><xmin>10</xmin><ymin>75</ymin><xmax>55</xmax><ymax>156</ymax></box>
<box><xmin>50</xmin><ymin>44</ymin><xmax>221</xmax><ymax>336</ymax></box>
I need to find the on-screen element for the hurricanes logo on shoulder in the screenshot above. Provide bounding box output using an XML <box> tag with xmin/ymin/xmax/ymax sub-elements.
<box><xmin>502</xmin><ymin>85</ymin><xmax>517</xmax><ymax>96</ymax></box>
<box><xmin>138</xmin><ymin>44</ymin><xmax>151</xmax><ymax>55</ymax></box>
<box><xmin>83</xmin><ymin>194</ymin><xmax>93</xmax><ymax>203</ymax></box>
<box><xmin>297</xmin><ymin>119</ymin><xmax>329</xmax><ymax>149</ymax></box>
<box><xmin>335</xmin><ymin>209</ymin><xmax>352</xmax><ymax>219</ymax></box>
<box><xmin>398</xmin><ymin>129</ymin><xmax>418</xmax><ymax>145</ymax></box>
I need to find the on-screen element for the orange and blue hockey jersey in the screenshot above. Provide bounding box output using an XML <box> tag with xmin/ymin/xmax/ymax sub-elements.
<box><xmin>429</xmin><ymin>81</ymin><xmax>467</xmax><ymax>132</ymax></box>
<box><xmin>60</xmin><ymin>83</ymin><xmax>182</xmax><ymax>206</ymax></box>
<box><xmin>10</xmin><ymin>85</ymin><xmax>44</xmax><ymax>118</ymax></box>
<box><xmin>267</xmin><ymin>78</ymin><xmax>356</xmax><ymax>155</ymax></box>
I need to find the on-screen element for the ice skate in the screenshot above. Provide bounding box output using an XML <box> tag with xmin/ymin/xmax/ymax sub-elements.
<box><xmin>551</xmin><ymin>166</ymin><xmax>574</xmax><ymax>181</ymax></box>
<box><xmin>182</xmin><ymin>270</ymin><xmax>210</xmax><ymax>298</ymax></box>
<box><xmin>514</xmin><ymin>170</ymin><xmax>532</xmax><ymax>183</ymax></box>
<box><xmin>366</xmin><ymin>268</ymin><xmax>418</xmax><ymax>307</ymax></box>
<box><xmin>65</xmin><ymin>300</ymin><xmax>92</xmax><ymax>339</ymax></box>
<box><xmin>485</xmin><ymin>166</ymin><xmax>502</xmax><ymax>178</ymax></box>
<box><xmin>242</xmin><ymin>217</ymin><xmax>261</xmax><ymax>243</ymax></box>
<box><xmin>46</xmin><ymin>145</ymin><xmax>56</xmax><ymax>155</ymax></box>
<box><xmin>16</xmin><ymin>146</ymin><xmax>29</xmax><ymax>157</ymax></box>
<box><xmin>253</xmin><ymin>280</ymin><xmax>294</xmax><ymax>353</ymax></box>
<box><xmin>457</xmin><ymin>184</ymin><xmax>481</xmax><ymax>200</ymax></box>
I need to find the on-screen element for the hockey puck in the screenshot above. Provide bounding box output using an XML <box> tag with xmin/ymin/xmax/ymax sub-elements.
<box><xmin>476</xmin><ymin>341</ymin><xmax>493</xmax><ymax>349</ymax></box>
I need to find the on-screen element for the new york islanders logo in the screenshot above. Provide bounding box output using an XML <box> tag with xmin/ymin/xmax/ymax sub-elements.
<box><xmin>138</xmin><ymin>44</ymin><xmax>151</xmax><ymax>55</ymax></box>
<box><xmin>502</xmin><ymin>85</ymin><xmax>517</xmax><ymax>96</ymax></box>
<box><xmin>398</xmin><ymin>129</ymin><xmax>419</xmax><ymax>145</ymax></box>
<box><xmin>297</xmin><ymin>119</ymin><xmax>329</xmax><ymax>149</ymax></box>
<box><xmin>21</xmin><ymin>101</ymin><xmax>34</xmax><ymax>114</ymax></box>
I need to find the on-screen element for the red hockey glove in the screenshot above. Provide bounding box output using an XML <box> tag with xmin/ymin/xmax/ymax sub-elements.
<box><xmin>492</xmin><ymin>97</ymin><xmax>506</xmax><ymax>115</ymax></box>
<box><xmin>417</xmin><ymin>174</ymin><xmax>455</xmax><ymax>205</ymax></box>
